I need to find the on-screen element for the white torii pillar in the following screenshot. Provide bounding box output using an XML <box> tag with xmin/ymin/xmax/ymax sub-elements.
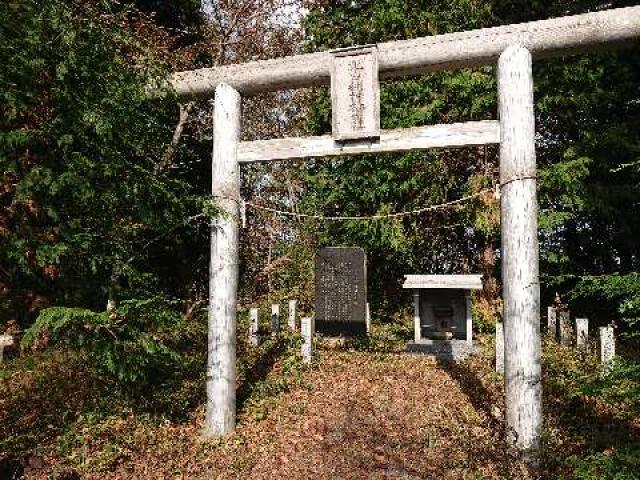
<box><xmin>498</xmin><ymin>45</ymin><xmax>542</xmax><ymax>456</ymax></box>
<box><xmin>207</xmin><ymin>83</ymin><xmax>241</xmax><ymax>436</ymax></box>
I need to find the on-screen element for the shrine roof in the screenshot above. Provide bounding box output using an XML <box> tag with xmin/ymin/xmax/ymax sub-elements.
<box><xmin>402</xmin><ymin>274</ymin><xmax>483</xmax><ymax>290</ymax></box>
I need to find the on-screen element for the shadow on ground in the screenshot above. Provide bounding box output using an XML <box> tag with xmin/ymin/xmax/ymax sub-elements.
<box><xmin>444</xmin><ymin>338</ymin><xmax>640</xmax><ymax>478</ymax></box>
<box><xmin>236</xmin><ymin>336</ymin><xmax>287</xmax><ymax>412</ymax></box>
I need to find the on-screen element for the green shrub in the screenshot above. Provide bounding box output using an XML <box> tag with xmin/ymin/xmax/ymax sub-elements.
<box><xmin>577</xmin><ymin>357</ymin><xmax>640</xmax><ymax>409</ymax></box>
<box><xmin>22</xmin><ymin>298</ymin><xmax>183</xmax><ymax>389</ymax></box>
<box><xmin>565</xmin><ymin>444</ymin><xmax>640</xmax><ymax>480</ymax></box>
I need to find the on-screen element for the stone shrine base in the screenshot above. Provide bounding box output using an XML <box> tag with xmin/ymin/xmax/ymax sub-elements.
<box><xmin>406</xmin><ymin>339</ymin><xmax>477</xmax><ymax>361</ymax></box>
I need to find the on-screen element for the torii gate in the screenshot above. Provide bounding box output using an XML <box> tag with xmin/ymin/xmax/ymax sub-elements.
<box><xmin>168</xmin><ymin>6</ymin><xmax>640</xmax><ymax>457</ymax></box>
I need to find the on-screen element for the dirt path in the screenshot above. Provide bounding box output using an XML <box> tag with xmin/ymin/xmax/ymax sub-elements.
<box><xmin>201</xmin><ymin>350</ymin><xmax>530</xmax><ymax>479</ymax></box>
<box><xmin>16</xmin><ymin>338</ymin><xmax>639</xmax><ymax>479</ymax></box>
<box><xmin>29</xmin><ymin>349</ymin><xmax>531</xmax><ymax>479</ymax></box>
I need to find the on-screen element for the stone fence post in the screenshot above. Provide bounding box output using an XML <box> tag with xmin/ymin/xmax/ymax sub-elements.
<box><xmin>366</xmin><ymin>303</ymin><xmax>371</xmax><ymax>334</ymax></box>
<box><xmin>558</xmin><ymin>309</ymin><xmax>571</xmax><ymax>346</ymax></box>
<box><xmin>288</xmin><ymin>300</ymin><xmax>297</xmax><ymax>331</ymax></box>
<box><xmin>0</xmin><ymin>335</ymin><xmax>15</xmax><ymax>362</ymax></box>
<box><xmin>575</xmin><ymin>318</ymin><xmax>588</xmax><ymax>348</ymax></box>
<box><xmin>249</xmin><ymin>308</ymin><xmax>259</xmax><ymax>346</ymax></box>
<box><xmin>547</xmin><ymin>306</ymin><xmax>557</xmax><ymax>336</ymax></box>
<box><xmin>271</xmin><ymin>304</ymin><xmax>280</xmax><ymax>337</ymax></box>
<box><xmin>301</xmin><ymin>317</ymin><xmax>313</xmax><ymax>364</ymax></box>
<box><xmin>496</xmin><ymin>322</ymin><xmax>504</xmax><ymax>374</ymax></box>
<box><xmin>599</xmin><ymin>325</ymin><xmax>615</xmax><ymax>371</ymax></box>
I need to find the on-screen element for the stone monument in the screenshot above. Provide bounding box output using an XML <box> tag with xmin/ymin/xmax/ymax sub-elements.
<box><xmin>314</xmin><ymin>247</ymin><xmax>367</xmax><ymax>336</ymax></box>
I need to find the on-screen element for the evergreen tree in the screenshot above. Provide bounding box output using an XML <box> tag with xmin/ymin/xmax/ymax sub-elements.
<box><xmin>0</xmin><ymin>0</ymin><xmax>208</xmax><ymax>332</ymax></box>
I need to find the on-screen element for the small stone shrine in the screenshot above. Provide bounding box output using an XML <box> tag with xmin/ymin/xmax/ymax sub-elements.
<box><xmin>403</xmin><ymin>275</ymin><xmax>482</xmax><ymax>344</ymax></box>
<box><xmin>314</xmin><ymin>247</ymin><xmax>367</xmax><ymax>336</ymax></box>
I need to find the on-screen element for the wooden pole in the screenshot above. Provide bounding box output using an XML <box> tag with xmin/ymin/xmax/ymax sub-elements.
<box><xmin>207</xmin><ymin>83</ymin><xmax>241</xmax><ymax>436</ymax></box>
<box><xmin>498</xmin><ymin>45</ymin><xmax>542</xmax><ymax>456</ymax></box>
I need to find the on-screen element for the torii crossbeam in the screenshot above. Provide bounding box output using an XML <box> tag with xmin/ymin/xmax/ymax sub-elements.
<box><xmin>171</xmin><ymin>7</ymin><xmax>640</xmax><ymax>97</ymax></box>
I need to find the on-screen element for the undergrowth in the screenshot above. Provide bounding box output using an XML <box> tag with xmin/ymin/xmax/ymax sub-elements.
<box><xmin>540</xmin><ymin>337</ymin><xmax>640</xmax><ymax>479</ymax></box>
<box><xmin>342</xmin><ymin>309</ymin><xmax>412</xmax><ymax>354</ymax></box>
<box><xmin>1</xmin><ymin>304</ymin><xmax>313</xmax><ymax>477</ymax></box>
<box><xmin>2</xmin><ymin>311</ymin><xmax>639</xmax><ymax>478</ymax></box>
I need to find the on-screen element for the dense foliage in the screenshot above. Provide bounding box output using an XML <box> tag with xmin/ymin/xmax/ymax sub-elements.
<box><xmin>21</xmin><ymin>300</ymin><xmax>183</xmax><ymax>387</ymax></box>
<box><xmin>0</xmin><ymin>0</ymin><xmax>210</xmax><ymax>327</ymax></box>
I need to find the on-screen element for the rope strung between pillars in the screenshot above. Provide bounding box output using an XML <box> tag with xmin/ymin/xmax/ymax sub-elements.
<box><xmin>499</xmin><ymin>175</ymin><xmax>538</xmax><ymax>190</ymax></box>
<box><xmin>133</xmin><ymin>179</ymin><xmax>523</xmax><ymax>251</ymax></box>
<box><xmin>243</xmin><ymin>188</ymin><xmax>495</xmax><ymax>222</ymax></box>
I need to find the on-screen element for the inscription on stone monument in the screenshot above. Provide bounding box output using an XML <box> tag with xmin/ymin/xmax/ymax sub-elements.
<box><xmin>330</xmin><ymin>46</ymin><xmax>380</xmax><ymax>141</ymax></box>
<box><xmin>314</xmin><ymin>247</ymin><xmax>367</xmax><ymax>335</ymax></box>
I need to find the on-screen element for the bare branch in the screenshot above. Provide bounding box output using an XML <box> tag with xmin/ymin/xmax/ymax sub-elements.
<box><xmin>155</xmin><ymin>101</ymin><xmax>195</xmax><ymax>175</ymax></box>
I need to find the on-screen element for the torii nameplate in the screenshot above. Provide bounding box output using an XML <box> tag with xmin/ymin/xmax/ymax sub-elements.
<box><xmin>330</xmin><ymin>46</ymin><xmax>380</xmax><ymax>141</ymax></box>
